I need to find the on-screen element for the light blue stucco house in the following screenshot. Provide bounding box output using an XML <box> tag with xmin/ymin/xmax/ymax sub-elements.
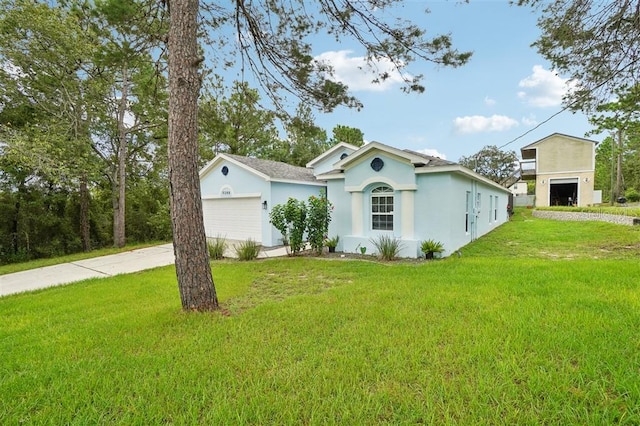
<box><xmin>199</xmin><ymin>141</ymin><xmax>511</xmax><ymax>258</ymax></box>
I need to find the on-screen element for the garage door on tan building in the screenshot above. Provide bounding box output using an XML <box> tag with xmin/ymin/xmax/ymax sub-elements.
<box><xmin>202</xmin><ymin>197</ymin><xmax>262</xmax><ymax>242</ymax></box>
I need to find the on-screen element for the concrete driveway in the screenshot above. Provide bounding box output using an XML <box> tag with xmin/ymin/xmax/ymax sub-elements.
<box><xmin>0</xmin><ymin>242</ymin><xmax>289</xmax><ymax>297</ymax></box>
<box><xmin>0</xmin><ymin>244</ymin><xmax>176</xmax><ymax>297</ymax></box>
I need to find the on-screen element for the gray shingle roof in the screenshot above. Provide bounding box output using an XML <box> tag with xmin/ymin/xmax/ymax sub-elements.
<box><xmin>225</xmin><ymin>154</ymin><xmax>317</xmax><ymax>182</ymax></box>
<box><xmin>403</xmin><ymin>149</ymin><xmax>456</xmax><ymax>167</ymax></box>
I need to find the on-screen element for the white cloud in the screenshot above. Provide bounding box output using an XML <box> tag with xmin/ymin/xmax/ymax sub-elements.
<box><xmin>416</xmin><ymin>148</ymin><xmax>446</xmax><ymax>160</ymax></box>
<box><xmin>521</xmin><ymin>114</ymin><xmax>538</xmax><ymax>126</ymax></box>
<box><xmin>314</xmin><ymin>50</ymin><xmax>410</xmax><ymax>92</ymax></box>
<box><xmin>517</xmin><ymin>65</ymin><xmax>575</xmax><ymax>107</ymax></box>
<box><xmin>484</xmin><ymin>96</ymin><xmax>496</xmax><ymax>106</ymax></box>
<box><xmin>453</xmin><ymin>114</ymin><xmax>519</xmax><ymax>134</ymax></box>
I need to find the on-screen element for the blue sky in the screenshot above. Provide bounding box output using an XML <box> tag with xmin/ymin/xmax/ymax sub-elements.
<box><xmin>306</xmin><ymin>1</ymin><xmax>598</xmax><ymax>162</ymax></box>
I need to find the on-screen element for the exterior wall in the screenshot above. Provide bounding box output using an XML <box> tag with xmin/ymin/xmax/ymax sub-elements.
<box><xmin>327</xmin><ymin>153</ymin><xmax>511</xmax><ymax>258</ymax></box>
<box><xmin>200</xmin><ymin>159</ymin><xmax>270</xmax><ymax>243</ymax></box>
<box><xmin>534</xmin><ymin>171</ymin><xmax>595</xmax><ymax>207</ymax></box>
<box><xmin>413</xmin><ymin>173</ymin><xmax>509</xmax><ymax>257</ymax></box>
<box><xmin>311</xmin><ymin>147</ymin><xmax>357</xmax><ymax>176</ymax></box>
<box><xmin>338</xmin><ymin>153</ymin><xmax>419</xmax><ymax>257</ymax></box>
<box><xmin>327</xmin><ymin>179</ymin><xmax>351</xmax><ymax>251</ymax></box>
<box><xmin>536</xmin><ymin>135</ymin><xmax>594</xmax><ymax>173</ymax></box>
<box><xmin>344</xmin><ymin>152</ymin><xmax>417</xmax><ymax>191</ymax></box>
<box><xmin>509</xmin><ymin>181</ymin><xmax>528</xmax><ymax>195</ymax></box>
<box><xmin>200</xmin><ymin>159</ymin><xmax>268</xmax><ymax>200</ymax></box>
<box><xmin>413</xmin><ymin>173</ymin><xmax>456</xmax><ymax>257</ymax></box>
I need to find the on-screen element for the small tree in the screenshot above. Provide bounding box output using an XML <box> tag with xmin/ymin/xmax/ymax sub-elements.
<box><xmin>306</xmin><ymin>193</ymin><xmax>332</xmax><ymax>255</ymax></box>
<box><xmin>269</xmin><ymin>198</ymin><xmax>307</xmax><ymax>254</ymax></box>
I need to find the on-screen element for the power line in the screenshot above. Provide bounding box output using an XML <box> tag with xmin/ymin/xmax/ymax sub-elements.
<box><xmin>498</xmin><ymin>106</ymin><xmax>571</xmax><ymax>150</ymax></box>
<box><xmin>498</xmin><ymin>54</ymin><xmax>640</xmax><ymax>150</ymax></box>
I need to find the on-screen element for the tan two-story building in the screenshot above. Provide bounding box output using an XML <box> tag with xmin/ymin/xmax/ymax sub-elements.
<box><xmin>520</xmin><ymin>133</ymin><xmax>598</xmax><ymax>207</ymax></box>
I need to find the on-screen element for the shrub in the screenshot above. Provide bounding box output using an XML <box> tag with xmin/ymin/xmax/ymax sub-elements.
<box><xmin>325</xmin><ymin>235</ymin><xmax>339</xmax><ymax>248</ymax></box>
<box><xmin>234</xmin><ymin>239</ymin><xmax>261</xmax><ymax>261</ymax></box>
<box><xmin>307</xmin><ymin>194</ymin><xmax>333</xmax><ymax>255</ymax></box>
<box><xmin>370</xmin><ymin>234</ymin><xmax>403</xmax><ymax>261</ymax></box>
<box><xmin>207</xmin><ymin>237</ymin><xmax>227</xmax><ymax>260</ymax></box>
<box><xmin>269</xmin><ymin>198</ymin><xmax>307</xmax><ymax>255</ymax></box>
<box><xmin>625</xmin><ymin>188</ymin><xmax>640</xmax><ymax>202</ymax></box>
<box><xmin>420</xmin><ymin>239</ymin><xmax>444</xmax><ymax>259</ymax></box>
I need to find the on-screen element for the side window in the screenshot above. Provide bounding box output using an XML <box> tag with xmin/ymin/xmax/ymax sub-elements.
<box><xmin>494</xmin><ymin>196</ymin><xmax>498</xmax><ymax>221</ymax></box>
<box><xmin>371</xmin><ymin>186</ymin><xmax>394</xmax><ymax>230</ymax></box>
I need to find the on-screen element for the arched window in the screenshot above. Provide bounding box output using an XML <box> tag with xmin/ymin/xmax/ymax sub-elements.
<box><xmin>371</xmin><ymin>186</ymin><xmax>394</xmax><ymax>230</ymax></box>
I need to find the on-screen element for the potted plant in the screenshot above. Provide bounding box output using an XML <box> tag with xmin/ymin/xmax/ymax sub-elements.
<box><xmin>421</xmin><ymin>239</ymin><xmax>444</xmax><ymax>260</ymax></box>
<box><xmin>325</xmin><ymin>235</ymin><xmax>339</xmax><ymax>253</ymax></box>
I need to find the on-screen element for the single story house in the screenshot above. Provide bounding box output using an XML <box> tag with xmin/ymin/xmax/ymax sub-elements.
<box><xmin>199</xmin><ymin>142</ymin><xmax>511</xmax><ymax>258</ymax></box>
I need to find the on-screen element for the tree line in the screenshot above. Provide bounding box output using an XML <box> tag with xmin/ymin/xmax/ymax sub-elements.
<box><xmin>0</xmin><ymin>0</ymin><xmax>365</xmax><ymax>264</ymax></box>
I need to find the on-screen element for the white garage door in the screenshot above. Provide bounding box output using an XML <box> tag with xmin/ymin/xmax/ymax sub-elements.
<box><xmin>202</xmin><ymin>197</ymin><xmax>262</xmax><ymax>242</ymax></box>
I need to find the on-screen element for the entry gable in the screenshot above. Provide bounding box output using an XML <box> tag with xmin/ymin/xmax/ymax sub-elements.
<box><xmin>335</xmin><ymin>141</ymin><xmax>433</xmax><ymax>170</ymax></box>
<box><xmin>340</xmin><ymin>143</ymin><xmax>421</xmax><ymax>192</ymax></box>
<box><xmin>306</xmin><ymin>142</ymin><xmax>359</xmax><ymax>176</ymax></box>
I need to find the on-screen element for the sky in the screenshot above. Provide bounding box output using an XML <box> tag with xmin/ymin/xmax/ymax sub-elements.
<box><xmin>301</xmin><ymin>1</ymin><xmax>599</xmax><ymax>162</ymax></box>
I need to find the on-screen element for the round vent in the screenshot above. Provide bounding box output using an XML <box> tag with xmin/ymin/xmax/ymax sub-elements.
<box><xmin>371</xmin><ymin>157</ymin><xmax>384</xmax><ymax>172</ymax></box>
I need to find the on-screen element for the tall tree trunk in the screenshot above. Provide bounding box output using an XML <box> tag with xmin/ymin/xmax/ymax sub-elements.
<box><xmin>114</xmin><ymin>64</ymin><xmax>129</xmax><ymax>248</ymax></box>
<box><xmin>79</xmin><ymin>174</ymin><xmax>91</xmax><ymax>252</ymax></box>
<box><xmin>12</xmin><ymin>190</ymin><xmax>21</xmax><ymax>256</ymax></box>
<box><xmin>167</xmin><ymin>0</ymin><xmax>218</xmax><ymax>311</ymax></box>
<box><xmin>616</xmin><ymin>129</ymin><xmax>624</xmax><ymax>200</ymax></box>
<box><xmin>609</xmin><ymin>132</ymin><xmax>616</xmax><ymax>205</ymax></box>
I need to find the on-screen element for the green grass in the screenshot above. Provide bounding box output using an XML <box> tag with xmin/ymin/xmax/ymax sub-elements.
<box><xmin>537</xmin><ymin>204</ymin><xmax>640</xmax><ymax>218</ymax></box>
<box><xmin>0</xmin><ymin>241</ymin><xmax>170</xmax><ymax>276</ymax></box>
<box><xmin>463</xmin><ymin>207</ymin><xmax>640</xmax><ymax>259</ymax></box>
<box><xmin>1</xmin><ymin>213</ymin><xmax>640</xmax><ymax>424</ymax></box>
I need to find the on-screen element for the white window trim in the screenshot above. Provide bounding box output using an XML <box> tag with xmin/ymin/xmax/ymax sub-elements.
<box><xmin>371</xmin><ymin>186</ymin><xmax>394</xmax><ymax>231</ymax></box>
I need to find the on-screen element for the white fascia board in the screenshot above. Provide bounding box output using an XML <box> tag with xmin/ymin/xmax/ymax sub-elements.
<box><xmin>268</xmin><ymin>178</ymin><xmax>327</xmax><ymax>186</ymax></box>
<box><xmin>335</xmin><ymin>141</ymin><xmax>426</xmax><ymax>169</ymax></box>
<box><xmin>202</xmin><ymin>192</ymin><xmax>262</xmax><ymax>200</ymax></box>
<box><xmin>315</xmin><ymin>172</ymin><xmax>345</xmax><ymax>180</ymax></box>
<box><xmin>305</xmin><ymin>142</ymin><xmax>360</xmax><ymax>168</ymax></box>
<box><xmin>199</xmin><ymin>153</ymin><xmax>270</xmax><ymax>181</ymax></box>
<box><xmin>521</xmin><ymin>132</ymin><xmax>598</xmax><ymax>150</ymax></box>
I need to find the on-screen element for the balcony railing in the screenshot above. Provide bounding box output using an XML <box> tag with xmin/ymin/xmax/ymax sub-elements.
<box><xmin>520</xmin><ymin>160</ymin><xmax>536</xmax><ymax>180</ymax></box>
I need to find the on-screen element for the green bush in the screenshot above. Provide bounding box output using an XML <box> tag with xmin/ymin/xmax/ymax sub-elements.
<box><xmin>234</xmin><ymin>239</ymin><xmax>261</xmax><ymax>261</ymax></box>
<box><xmin>207</xmin><ymin>237</ymin><xmax>227</xmax><ymax>260</ymax></box>
<box><xmin>370</xmin><ymin>234</ymin><xmax>403</xmax><ymax>261</ymax></box>
<box><xmin>306</xmin><ymin>194</ymin><xmax>333</xmax><ymax>255</ymax></box>
<box><xmin>625</xmin><ymin>188</ymin><xmax>640</xmax><ymax>202</ymax></box>
<box><xmin>420</xmin><ymin>239</ymin><xmax>444</xmax><ymax>259</ymax></box>
<box><xmin>269</xmin><ymin>198</ymin><xmax>307</xmax><ymax>255</ymax></box>
<box><xmin>325</xmin><ymin>235</ymin><xmax>339</xmax><ymax>248</ymax></box>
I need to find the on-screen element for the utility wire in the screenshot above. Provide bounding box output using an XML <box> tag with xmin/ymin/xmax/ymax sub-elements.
<box><xmin>498</xmin><ymin>55</ymin><xmax>640</xmax><ymax>150</ymax></box>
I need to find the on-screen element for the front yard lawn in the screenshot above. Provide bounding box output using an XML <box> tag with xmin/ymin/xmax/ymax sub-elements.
<box><xmin>1</xmin><ymin>211</ymin><xmax>639</xmax><ymax>424</ymax></box>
